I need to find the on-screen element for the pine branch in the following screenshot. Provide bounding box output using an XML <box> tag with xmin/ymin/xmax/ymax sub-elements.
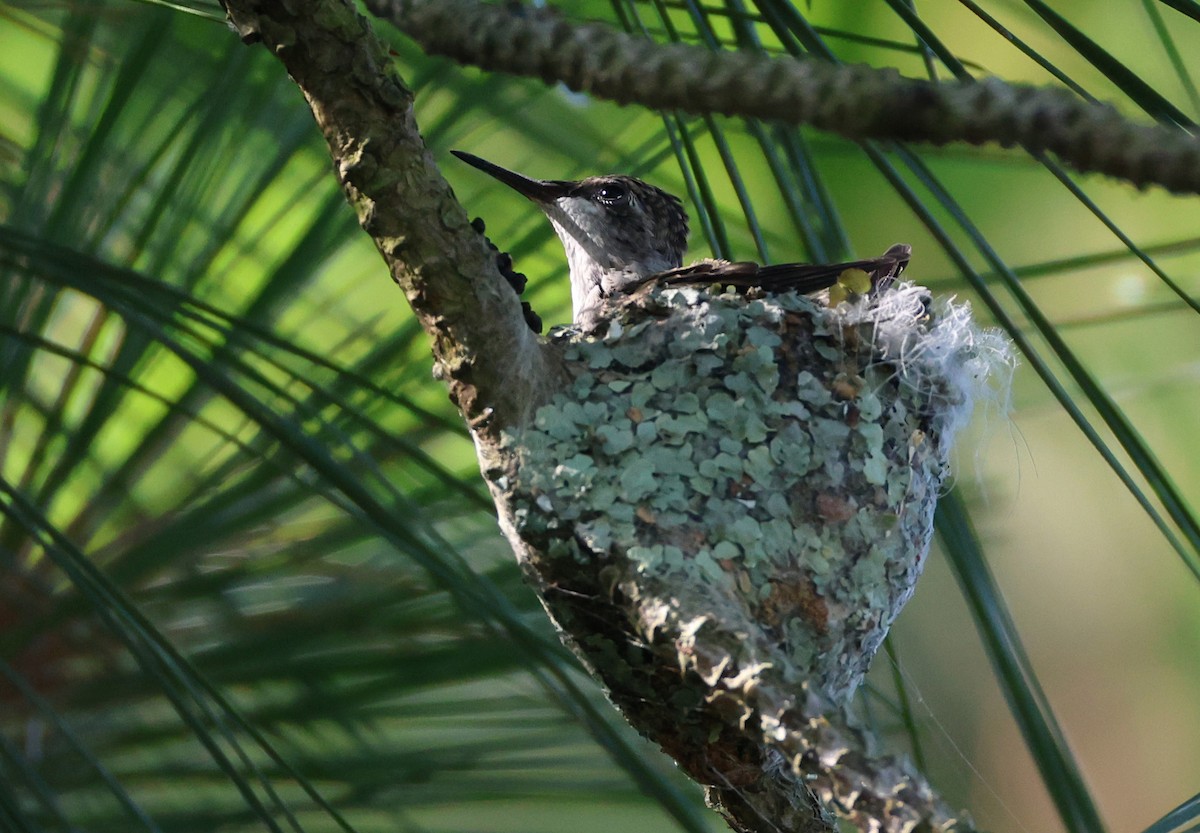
<box><xmin>371</xmin><ymin>0</ymin><xmax>1200</xmax><ymax>196</ymax></box>
<box><xmin>220</xmin><ymin>0</ymin><xmax>562</xmax><ymax>444</ymax></box>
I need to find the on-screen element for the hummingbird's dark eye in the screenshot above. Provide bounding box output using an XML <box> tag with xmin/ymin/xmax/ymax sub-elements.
<box><xmin>595</xmin><ymin>183</ymin><xmax>629</xmax><ymax>206</ymax></box>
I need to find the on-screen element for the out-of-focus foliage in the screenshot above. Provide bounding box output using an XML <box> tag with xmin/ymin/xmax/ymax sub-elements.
<box><xmin>0</xmin><ymin>2</ymin><xmax>1196</xmax><ymax>833</ymax></box>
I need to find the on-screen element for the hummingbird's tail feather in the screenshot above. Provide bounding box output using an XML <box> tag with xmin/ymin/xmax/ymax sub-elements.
<box><xmin>654</xmin><ymin>243</ymin><xmax>912</xmax><ymax>297</ymax></box>
<box><xmin>862</xmin><ymin>243</ymin><xmax>912</xmax><ymax>294</ymax></box>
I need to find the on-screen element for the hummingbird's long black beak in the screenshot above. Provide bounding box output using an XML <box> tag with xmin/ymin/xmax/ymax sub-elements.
<box><xmin>451</xmin><ymin>150</ymin><xmax>570</xmax><ymax>203</ymax></box>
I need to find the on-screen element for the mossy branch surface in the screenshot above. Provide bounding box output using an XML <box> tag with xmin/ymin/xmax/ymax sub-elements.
<box><xmin>371</xmin><ymin>0</ymin><xmax>1200</xmax><ymax>196</ymax></box>
<box><xmin>217</xmin><ymin>0</ymin><xmax>998</xmax><ymax>829</ymax></box>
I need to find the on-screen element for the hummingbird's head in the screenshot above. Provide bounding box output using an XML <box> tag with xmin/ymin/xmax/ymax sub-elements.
<box><xmin>453</xmin><ymin>151</ymin><xmax>689</xmax><ymax>323</ymax></box>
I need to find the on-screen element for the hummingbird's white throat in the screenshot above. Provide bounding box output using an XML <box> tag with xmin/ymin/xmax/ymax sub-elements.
<box><xmin>542</xmin><ymin>194</ymin><xmax>682</xmax><ymax>323</ymax></box>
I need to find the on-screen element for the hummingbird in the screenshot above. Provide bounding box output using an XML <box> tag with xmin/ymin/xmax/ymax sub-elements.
<box><xmin>452</xmin><ymin>151</ymin><xmax>911</xmax><ymax>329</ymax></box>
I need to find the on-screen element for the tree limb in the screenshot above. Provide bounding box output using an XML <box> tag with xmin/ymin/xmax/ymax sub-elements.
<box><xmin>220</xmin><ymin>0</ymin><xmax>563</xmax><ymax>445</ymax></box>
<box><xmin>370</xmin><ymin>0</ymin><xmax>1200</xmax><ymax>196</ymax></box>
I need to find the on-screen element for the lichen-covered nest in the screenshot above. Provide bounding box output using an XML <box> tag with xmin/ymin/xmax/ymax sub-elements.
<box><xmin>486</xmin><ymin>281</ymin><xmax>1011</xmax><ymax>830</ymax></box>
<box><xmin>498</xmin><ymin>283</ymin><xmax>1010</xmax><ymax>700</ymax></box>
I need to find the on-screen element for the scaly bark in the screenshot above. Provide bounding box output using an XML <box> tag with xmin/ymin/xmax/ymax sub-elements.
<box><xmin>370</xmin><ymin>0</ymin><xmax>1200</xmax><ymax>196</ymax></box>
<box><xmin>221</xmin><ymin>0</ymin><xmax>563</xmax><ymax>451</ymax></box>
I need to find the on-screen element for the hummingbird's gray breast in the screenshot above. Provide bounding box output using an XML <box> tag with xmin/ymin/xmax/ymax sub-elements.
<box><xmin>544</xmin><ymin>195</ymin><xmax>681</xmax><ymax>325</ymax></box>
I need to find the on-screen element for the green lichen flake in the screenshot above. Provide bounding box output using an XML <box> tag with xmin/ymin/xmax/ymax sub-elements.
<box><xmin>499</xmin><ymin>283</ymin><xmax>1012</xmax><ymax>702</ymax></box>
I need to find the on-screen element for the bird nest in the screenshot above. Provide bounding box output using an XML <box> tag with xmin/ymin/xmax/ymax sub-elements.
<box><xmin>485</xmin><ymin>281</ymin><xmax>1013</xmax><ymax>831</ymax></box>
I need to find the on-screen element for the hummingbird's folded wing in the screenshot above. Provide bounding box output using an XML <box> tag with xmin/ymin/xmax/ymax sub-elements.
<box><xmin>653</xmin><ymin>243</ymin><xmax>912</xmax><ymax>296</ymax></box>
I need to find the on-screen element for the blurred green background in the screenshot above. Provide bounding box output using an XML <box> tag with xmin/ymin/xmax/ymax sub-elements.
<box><xmin>0</xmin><ymin>1</ymin><xmax>1197</xmax><ymax>832</ymax></box>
